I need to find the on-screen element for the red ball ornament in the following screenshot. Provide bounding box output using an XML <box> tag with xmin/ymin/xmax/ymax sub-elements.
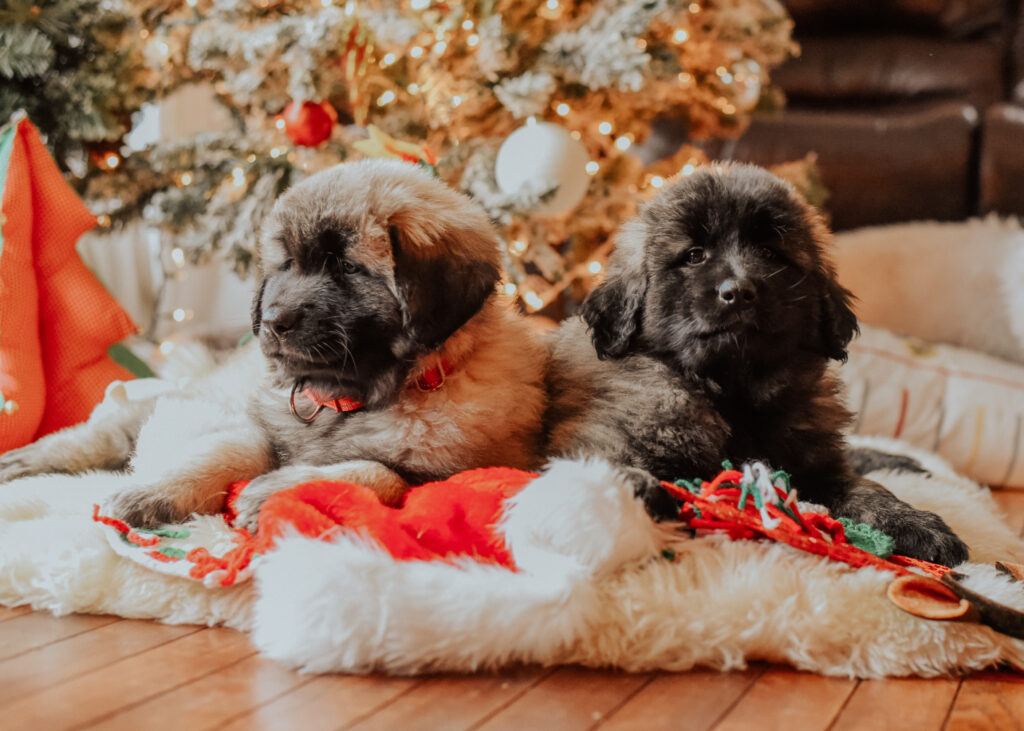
<box><xmin>282</xmin><ymin>101</ymin><xmax>335</xmax><ymax>147</ymax></box>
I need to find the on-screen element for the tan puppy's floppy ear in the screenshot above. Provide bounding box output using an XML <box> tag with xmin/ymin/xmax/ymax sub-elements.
<box><xmin>390</xmin><ymin>225</ymin><xmax>500</xmax><ymax>351</ymax></box>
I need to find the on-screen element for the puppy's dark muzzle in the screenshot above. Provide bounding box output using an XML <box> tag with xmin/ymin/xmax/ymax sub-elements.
<box><xmin>717</xmin><ymin>278</ymin><xmax>757</xmax><ymax>307</ymax></box>
<box><xmin>262</xmin><ymin>304</ymin><xmax>306</xmax><ymax>340</ymax></box>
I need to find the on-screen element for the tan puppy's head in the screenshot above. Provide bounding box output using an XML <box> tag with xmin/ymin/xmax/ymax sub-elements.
<box><xmin>253</xmin><ymin>159</ymin><xmax>500</xmax><ymax>407</ymax></box>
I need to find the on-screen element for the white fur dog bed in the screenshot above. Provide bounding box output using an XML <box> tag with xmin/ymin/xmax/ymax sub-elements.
<box><xmin>1</xmin><ymin>436</ymin><xmax>1023</xmax><ymax>677</ymax></box>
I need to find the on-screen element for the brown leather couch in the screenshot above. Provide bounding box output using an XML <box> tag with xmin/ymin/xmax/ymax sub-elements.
<box><xmin>668</xmin><ymin>0</ymin><xmax>1024</xmax><ymax>229</ymax></box>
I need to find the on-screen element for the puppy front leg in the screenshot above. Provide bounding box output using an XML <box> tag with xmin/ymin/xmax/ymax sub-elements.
<box><xmin>0</xmin><ymin>398</ymin><xmax>157</xmax><ymax>484</ymax></box>
<box><xmin>233</xmin><ymin>460</ymin><xmax>409</xmax><ymax>532</ymax></box>
<box><xmin>102</xmin><ymin>440</ymin><xmax>274</xmax><ymax>528</ymax></box>
<box><xmin>101</xmin><ymin>398</ymin><xmax>273</xmax><ymax>528</ymax></box>
<box><xmin>830</xmin><ymin>477</ymin><xmax>969</xmax><ymax>567</ymax></box>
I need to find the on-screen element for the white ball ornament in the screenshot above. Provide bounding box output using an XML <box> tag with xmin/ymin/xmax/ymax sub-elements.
<box><xmin>731</xmin><ymin>59</ymin><xmax>763</xmax><ymax>111</ymax></box>
<box><xmin>494</xmin><ymin>121</ymin><xmax>591</xmax><ymax>216</ymax></box>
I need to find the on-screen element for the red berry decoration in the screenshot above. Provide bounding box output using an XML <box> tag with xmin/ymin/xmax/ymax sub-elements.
<box><xmin>282</xmin><ymin>100</ymin><xmax>335</xmax><ymax>147</ymax></box>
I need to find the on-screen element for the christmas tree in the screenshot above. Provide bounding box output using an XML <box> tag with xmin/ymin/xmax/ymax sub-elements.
<box><xmin>0</xmin><ymin>0</ymin><xmax>152</xmax><ymax>176</ymax></box>
<box><xmin>70</xmin><ymin>1</ymin><xmax>798</xmax><ymax>318</ymax></box>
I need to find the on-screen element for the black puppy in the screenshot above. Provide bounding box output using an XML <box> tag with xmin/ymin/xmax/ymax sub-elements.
<box><xmin>546</xmin><ymin>164</ymin><xmax>968</xmax><ymax>566</ymax></box>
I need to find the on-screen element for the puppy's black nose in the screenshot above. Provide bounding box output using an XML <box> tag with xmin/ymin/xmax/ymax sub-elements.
<box><xmin>718</xmin><ymin>278</ymin><xmax>756</xmax><ymax>306</ymax></box>
<box><xmin>263</xmin><ymin>306</ymin><xmax>303</xmax><ymax>337</ymax></box>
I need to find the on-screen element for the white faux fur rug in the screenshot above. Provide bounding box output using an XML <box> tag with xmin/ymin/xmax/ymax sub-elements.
<box><xmin>2</xmin><ymin>436</ymin><xmax>1024</xmax><ymax>677</ymax></box>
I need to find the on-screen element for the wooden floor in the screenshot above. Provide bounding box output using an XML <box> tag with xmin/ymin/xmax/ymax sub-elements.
<box><xmin>2</xmin><ymin>492</ymin><xmax>1024</xmax><ymax>731</ymax></box>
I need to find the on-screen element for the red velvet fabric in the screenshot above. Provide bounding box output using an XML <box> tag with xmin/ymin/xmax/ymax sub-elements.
<box><xmin>228</xmin><ymin>467</ymin><xmax>539</xmax><ymax>569</ymax></box>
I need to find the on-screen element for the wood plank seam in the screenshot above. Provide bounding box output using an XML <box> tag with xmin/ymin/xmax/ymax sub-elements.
<box><xmin>824</xmin><ymin>679</ymin><xmax>862</xmax><ymax>731</ymax></box>
<box><xmin>706</xmin><ymin>666</ymin><xmax>767</xmax><ymax>731</ymax></box>
<box><xmin>212</xmin><ymin>675</ymin><xmax>321</xmax><ymax>731</ymax></box>
<box><xmin>336</xmin><ymin>679</ymin><xmax>429</xmax><ymax>731</ymax></box>
<box><xmin>0</xmin><ymin>623</ymin><xmax>205</xmax><ymax>711</ymax></box>
<box><xmin>939</xmin><ymin>678</ymin><xmax>966</xmax><ymax>731</ymax></box>
<box><xmin>0</xmin><ymin>614</ymin><xmax>122</xmax><ymax>663</ymax></box>
<box><xmin>0</xmin><ymin>605</ymin><xmax>33</xmax><ymax>623</ymax></box>
<box><xmin>66</xmin><ymin>648</ymin><xmax>261</xmax><ymax>731</ymax></box>
<box><xmin>462</xmin><ymin>667</ymin><xmax>560</xmax><ymax>731</ymax></box>
<box><xmin>592</xmin><ymin>674</ymin><xmax>658</xmax><ymax>729</ymax></box>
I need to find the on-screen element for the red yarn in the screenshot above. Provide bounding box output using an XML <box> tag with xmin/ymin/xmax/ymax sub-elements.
<box><xmin>146</xmin><ymin>550</ymin><xmax>180</xmax><ymax>563</ymax></box>
<box><xmin>91</xmin><ymin>504</ymin><xmax>160</xmax><ymax>547</ymax></box>
<box><xmin>663</xmin><ymin>476</ymin><xmax>953</xmax><ymax>579</ymax></box>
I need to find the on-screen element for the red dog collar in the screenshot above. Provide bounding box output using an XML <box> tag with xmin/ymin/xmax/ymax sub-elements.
<box><xmin>290</xmin><ymin>358</ymin><xmax>454</xmax><ymax>424</ymax></box>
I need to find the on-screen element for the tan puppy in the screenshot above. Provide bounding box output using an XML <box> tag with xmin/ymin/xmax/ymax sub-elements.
<box><xmin>0</xmin><ymin>160</ymin><xmax>547</xmax><ymax>530</ymax></box>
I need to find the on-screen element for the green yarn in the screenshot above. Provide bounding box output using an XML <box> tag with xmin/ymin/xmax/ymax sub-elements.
<box><xmin>838</xmin><ymin>517</ymin><xmax>895</xmax><ymax>558</ymax></box>
<box><xmin>156</xmin><ymin>547</ymin><xmax>187</xmax><ymax>559</ymax></box>
<box><xmin>136</xmin><ymin>527</ymin><xmax>191</xmax><ymax>539</ymax></box>
<box><xmin>673</xmin><ymin>477</ymin><xmax>703</xmax><ymax>495</ymax></box>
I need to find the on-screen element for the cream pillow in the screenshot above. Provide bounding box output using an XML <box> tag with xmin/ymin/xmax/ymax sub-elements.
<box><xmin>839</xmin><ymin>325</ymin><xmax>1024</xmax><ymax>488</ymax></box>
<box><xmin>833</xmin><ymin>216</ymin><xmax>1024</xmax><ymax>365</ymax></box>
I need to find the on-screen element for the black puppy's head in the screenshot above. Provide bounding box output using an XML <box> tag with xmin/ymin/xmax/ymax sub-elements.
<box><xmin>582</xmin><ymin>164</ymin><xmax>857</xmax><ymax>373</ymax></box>
<box><xmin>253</xmin><ymin>159</ymin><xmax>500</xmax><ymax>408</ymax></box>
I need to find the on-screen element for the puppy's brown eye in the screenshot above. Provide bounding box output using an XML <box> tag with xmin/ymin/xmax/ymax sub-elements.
<box><xmin>342</xmin><ymin>260</ymin><xmax>359</xmax><ymax>275</ymax></box>
<box><xmin>279</xmin><ymin>259</ymin><xmax>293</xmax><ymax>272</ymax></box>
<box><xmin>684</xmin><ymin>247</ymin><xmax>706</xmax><ymax>266</ymax></box>
<box><xmin>758</xmin><ymin>246</ymin><xmax>778</xmax><ymax>260</ymax></box>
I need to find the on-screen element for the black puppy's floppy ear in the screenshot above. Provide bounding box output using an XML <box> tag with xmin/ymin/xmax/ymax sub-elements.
<box><xmin>819</xmin><ymin>276</ymin><xmax>858</xmax><ymax>362</ymax></box>
<box><xmin>581</xmin><ymin>261</ymin><xmax>648</xmax><ymax>360</ymax></box>
<box><xmin>390</xmin><ymin>226</ymin><xmax>499</xmax><ymax>351</ymax></box>
<box><xmin>250</xmin><ymin>277</ymin><xmax>267</xmax><ymax>336</ymax></box>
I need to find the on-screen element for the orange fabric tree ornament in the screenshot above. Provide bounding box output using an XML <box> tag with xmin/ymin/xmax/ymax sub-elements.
<box><xmin>0</xmin><ymin>114</ymin><xmax>137</xmax><ymax>451</ymax></box>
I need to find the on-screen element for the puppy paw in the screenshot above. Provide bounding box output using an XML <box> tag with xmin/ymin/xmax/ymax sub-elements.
<box><xmin>231</xmin><ymin>490</ymin><xmax>266</xmax><ymax>534</ymax></box>
<box><xmin>231</xmin><ymin>475</ymin><xmax>291</xmax><ymax>533</ymax></box>
<box><xmin>620</xmin><ymin>466</ymin><xmax>682</xmax><ymax>522</ymax></box>
<box><xmin>101</xmin><ymin>487</ymin><xmax>186</xmax><ymax>528</ymax></box>
<box><xmin>887</xmin><ymin>509</ymin><xmax>969</xmax><ymax>567</ymax></box>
